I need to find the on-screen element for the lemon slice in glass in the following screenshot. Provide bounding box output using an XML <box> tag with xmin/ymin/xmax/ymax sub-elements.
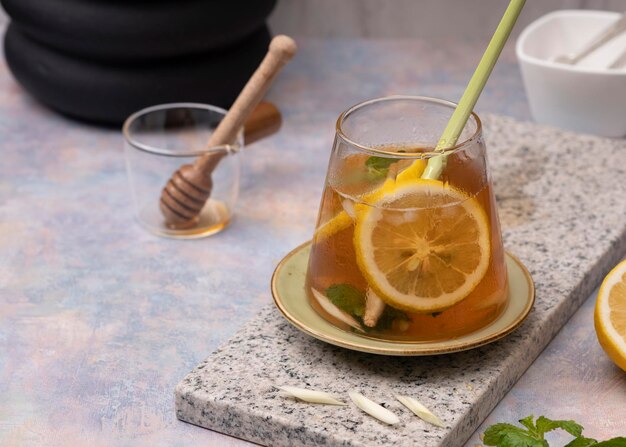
<box><xmin>354</xmin><ymin>180</ymin><xmax>490</xmax><ymax>313</ymax></box>
<box><xmin>314</xmin><ymin>159</ymin><xmax>427</xmax><ymax>242</ymax></box>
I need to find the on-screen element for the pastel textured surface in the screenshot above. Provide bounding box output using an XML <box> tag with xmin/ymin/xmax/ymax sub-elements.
<box><xmin>175</xmin><ymin>115</ymin><xmax>626</xmax><ymax>447</ymax></box>
<box><xmin>466</xmin><ymin>282</ymin><xmax>626</xmax><ymax>447</ymax></box>
<box><xmin>1</xmin><ymin>32</ymin><xmax>625</xmax><ymax>447</ymax></box>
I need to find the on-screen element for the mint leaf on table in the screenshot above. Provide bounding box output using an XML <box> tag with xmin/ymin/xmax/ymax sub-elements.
<box><xmin>536</xmin><ymin>416</ymin><xmax>583</xmax><ymax>438</ymax></box>
<box><xmin>484</xmin><ymin>423</ymin><xmax>546</xmax><ymax>447</ymax></box>
<box><xmin>518</xmin><ymin>415</ymin><xmax>540</xmax><ymax>436</ymax></box>
<box><xmin>325</xmin><ymin>284</ymin><xmax>366</xmax><ymax>317</ymax></box>
<box><xmin>592</xmin><ymin>439</ymin><xmax>626</xmax><ymax>447</ymax></box>
<box><xmin>564</xmin><ymin>438</ymin><xmax>599</xmax><ymax>447</ymax></box>
<box><xmin>499</xmin><ymin>432</ymin><xmax>547</xmax><ymax>447</ymax></box>
<box><xmin>484</xmin><ymin>415</ymin><xmax>626</xmax><ymax>447</ymax></box>
<box><xmin>566</xmin><ymin>439</ymin><xmax>626</xmax><ymax>447</ymax></box>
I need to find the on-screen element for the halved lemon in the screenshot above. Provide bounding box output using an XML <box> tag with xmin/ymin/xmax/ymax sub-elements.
<box><xmin>354</xmin><ymin>180</ymin><xmax>490</xmax><ymax>313</ymax></box>
<box><xmin>595</xmin><ymin>259</ymin><xmax>626</xmax><ymax>372</ymax></box>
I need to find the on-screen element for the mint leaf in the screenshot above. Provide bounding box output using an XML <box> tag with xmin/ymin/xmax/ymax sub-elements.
<box><xmin>500</xmin><ymin>432</ymin><xmax>548</xmax><ymax>447</ymax></box>
<box><xmin>536</xmin><ymin>416</ymin><xmax>583</xmax><ymax>438</ymax></box>
<box><xmin>374</xmin><ymin>306</ymin><xmax>408</xmax><ymax>330</ymax></box>
<box><xmin>364</xmin><ymin>156</ymin><xmax>399</xmax><ymax>181</ymax></box>
<box><xmin>483</xmin><ymin>423</ymin><xmax>522</xmax><ymax>443</ymax></box>
<box><xmin>484</xmin><ymin>423</ymin><xmax>545</xmax><ymax>447</ymax></box>
<box><xmin>593</xmin><ymin>438</ymin><xmax>626</xmax><ymax>447</ymax></box>
<box><xmin>484</xmin><ymin>424</ymin><xmax>533</xmax><ymax>445</ymax></box>
<box><xmin>565</xmin><ymin>437</ymin><xmax>598</xmax><ymax>447</ymax></box>
<box><xmin>365</xmin><ymin>156</ymin><xmax>397</xmax><ymax>172</ymax></box>
<box><xmin>486</xmin><ymin>416</ymin><xmax>624</xmax><ymax>447</ymax></box>
<box><xmin>326</xmin><ymin>284</ymin><xmax>366</xmax><ymax>317</ymax></box>
<box><xmin>519</xmin><ymin>415</ymin><xmax>539</xmax><ymax>437</ymax></box>
<box><xmin>339</xmin><ymin>168</ymin><xmax>385</xmax><ymax>186</ymax></box>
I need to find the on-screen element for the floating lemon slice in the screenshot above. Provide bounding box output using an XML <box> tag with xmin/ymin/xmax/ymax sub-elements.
<box><xmin>595</xmin><ymin>260</ymin><xmax>626</xmax><ymax>372</ymax></box>
<box><xmin>314</xmin><ymin>211</ymin><xmax>354</xmax><ymax>241</ymax></box>
<box><xmin>354</xmin><ymin>180</ymin><xmax>490</xmax><ymax>313</ymax></box>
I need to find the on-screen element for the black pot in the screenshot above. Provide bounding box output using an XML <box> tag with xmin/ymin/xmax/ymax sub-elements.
<box><xmin>1</xmin><ymin>0</ymin><xmax>276</xmax><ymax>61</ymax></box>
<box><xmin>4</xmin><ymin>24</ymin><xmax>272</xmax><ymax>124</ymax></box>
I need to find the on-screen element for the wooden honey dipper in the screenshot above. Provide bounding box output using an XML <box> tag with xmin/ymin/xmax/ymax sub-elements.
<box><xmin>160</xmin><ymin>35</ymin><xmax>297</xmax><ymax>229</ymax></box>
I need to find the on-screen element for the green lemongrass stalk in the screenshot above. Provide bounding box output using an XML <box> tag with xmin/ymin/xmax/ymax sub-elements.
<box><xmin>421</xmin><ymin>0</ymin><xmax>526</xmax><ymax>180</ymax></box>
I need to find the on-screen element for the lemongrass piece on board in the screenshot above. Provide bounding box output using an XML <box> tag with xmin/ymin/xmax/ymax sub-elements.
<box><xmin>394</xmin><ymin>394</ymin><xmax>445</xmax><ymax>427</ymax></box>
<box><xmin>348</xmin><ymin>391</ymin><xmax>399</xmax><ymax>425</ymax></box>
<box><xmin>279</xmin><ymin>386</ymin><xmax>347</xmax><ymax>406</ymax></box>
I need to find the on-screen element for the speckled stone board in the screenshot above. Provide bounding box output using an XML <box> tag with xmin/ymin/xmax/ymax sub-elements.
<box><xmin>175</xmin><ymin>114</ymin><xmax>626</xmax><ymax>447</ymax></box>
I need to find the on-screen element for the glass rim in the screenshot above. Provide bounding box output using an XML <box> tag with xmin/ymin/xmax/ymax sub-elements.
<box><xmin>335</xmin><ymin>95</ymin><xmax>482</xmax><ymax>159</ymax></box>
<box><xmin>122</xmin><ymin>102</ymin><xmax>242</xmax><ymax>157</ymax></box>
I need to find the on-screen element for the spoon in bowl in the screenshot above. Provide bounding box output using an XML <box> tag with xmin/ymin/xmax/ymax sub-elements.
<box><xmin>609</xmin><ymin>47</ymin><xmax>626</xmax><ymax>69</ymax></box>
<box><xmin>553</xmin><ymin>11</ymin><xmax>626</xmax><ymax>65</ymax></box>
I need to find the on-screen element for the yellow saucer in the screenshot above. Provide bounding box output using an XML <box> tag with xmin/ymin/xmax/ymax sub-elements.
<box><xmin>271</xmin><ymin>241</ymin><xmax>535</xmax><ymax>356</ymax></box>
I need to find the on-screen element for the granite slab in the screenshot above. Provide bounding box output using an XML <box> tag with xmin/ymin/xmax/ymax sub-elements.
<box><xmin>175</xmin><ymin>114</ymin><xmax>626</xmax><ymax>447</ymax></box>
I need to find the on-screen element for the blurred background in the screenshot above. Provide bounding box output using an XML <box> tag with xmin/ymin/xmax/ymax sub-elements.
<box><xmin>1</xmin><ymin>1</ymin><xmax>625</xmax><ymax>39</ymax></box>
<box><xmin>1</xmin><ymin>1</ymin><xmax>624</xmax><ymax>126</ymax></box>
<box><xmin>267</xmin><ymin>0</ymin><xmax>626</xmax><ymax>39</ymax></box>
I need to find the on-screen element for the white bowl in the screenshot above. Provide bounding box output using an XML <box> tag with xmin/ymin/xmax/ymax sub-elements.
<box><xmin>516</xmin><ymin>10</ymin><xmax>626</xmax><ymax>137</ymax></box>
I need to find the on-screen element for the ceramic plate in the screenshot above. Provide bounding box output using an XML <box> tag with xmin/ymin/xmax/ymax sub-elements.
<box><xmin>271</xmin><ymin>242</ymin><xmax>535</xmax><ymax>356</ymax></box>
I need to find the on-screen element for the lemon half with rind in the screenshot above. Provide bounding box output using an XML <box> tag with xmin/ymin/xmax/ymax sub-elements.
<box><xmin>354</xmin><ymin>179</ymin><xmax>491</xmax><ymax>313</ymax></box>
<box><xmin>595</xmin><ymin>259</ymin><xmax>626</xmax><ymax>372</ymax></box>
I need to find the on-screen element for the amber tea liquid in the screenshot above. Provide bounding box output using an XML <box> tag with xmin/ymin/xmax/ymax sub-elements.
<box><xmin>306</xmin><ymin>148</ymin><xmax>509</xmax><ymax>342</ymax></box>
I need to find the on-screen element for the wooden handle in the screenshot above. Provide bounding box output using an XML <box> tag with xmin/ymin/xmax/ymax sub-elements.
<box><xmin>244</xmin><ymin>101</ymin><xmax>282</xmax><ymax>145</ymax></box>
<box><xmin>159</xmin><ymin>38</ymin><xmax>294</xmax><ymax>229</ymax></box>
<box><xmin>196</xmin><ymin>35</ymin><xmax>296</xmax><ymax>172</ymax></box>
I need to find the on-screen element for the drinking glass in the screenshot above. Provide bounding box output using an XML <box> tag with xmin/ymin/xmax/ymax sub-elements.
<box><xmin>306</xmin><ymin>96</ymin><xmax>508</xmax><ymax>342</ymax></box>
<box><xmin>123</xmin><ymin>103</ymin><xmax>242</xmax><ymax>239</ymax></box>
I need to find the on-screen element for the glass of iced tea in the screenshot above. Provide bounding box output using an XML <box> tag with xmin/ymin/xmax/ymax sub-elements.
<box><xmin>306</xmin><ymin>96</ymin><xmax>508</xmax><ymax>342</ymax></box>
